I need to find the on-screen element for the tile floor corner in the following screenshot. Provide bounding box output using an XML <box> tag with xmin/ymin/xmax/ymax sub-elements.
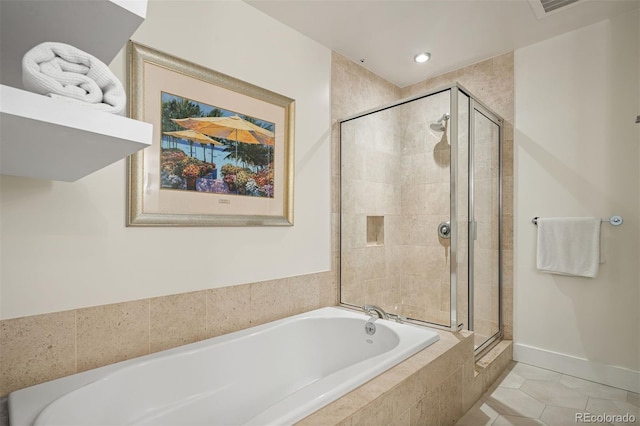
<box><xmin>456</xmin><ymin>362</ymin><xmax>639</xmax><ymax>426</ymax></box>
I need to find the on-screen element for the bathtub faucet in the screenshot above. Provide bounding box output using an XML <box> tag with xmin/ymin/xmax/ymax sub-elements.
<box><xmin>362</xmin><ymin>305</ymin><xmax>386</xmax><ymax>319</ymax></box>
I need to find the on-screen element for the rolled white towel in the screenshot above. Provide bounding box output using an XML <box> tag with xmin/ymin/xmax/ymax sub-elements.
<box><xmin>22</xmin><ymin>42</ymin><xmax>126</xmax><ymax>114</ymax></box>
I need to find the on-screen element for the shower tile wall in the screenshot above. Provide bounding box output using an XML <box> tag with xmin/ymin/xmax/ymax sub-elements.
<box><xmin>340</xmin><ymin>106</ymin><xmax>403</xmax><ymax>308</ymax></box>
<box><xmin>401</xmin><ymin>53</ymin><xmax>514</xmax><ymax>340</ymax></box>
<box><xmin>331</xmin><ymin>53</ymin><xmax>401</xmax><ymax>306</ymax></box>
<box><xmin>340</xmin><ymin>95</ymin><xmax>451</xmax><ymax>322</ymax></box>
<box><xmin>340</xmin><ymin>92</ymin><xmax>453</xmax><ymax>323</ymax></box>
<box><xmin>397</xmin><ymin>92</ymin><xmax>452</xmax><ymax>325</ymax></box>
<box><xmin>332</xmin><ymin>52</ymin><xmax>401</xmax><ymax>310</ymax></box>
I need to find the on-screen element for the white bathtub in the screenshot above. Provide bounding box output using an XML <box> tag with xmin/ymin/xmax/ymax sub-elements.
<box><xmin>9</xmin><ymin>307</ymin><xmax>439</xmax><ymax>426</ymax></box>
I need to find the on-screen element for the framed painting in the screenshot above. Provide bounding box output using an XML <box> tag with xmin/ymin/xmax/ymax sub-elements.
<box><xmin>126</xmin><ymin>41</ymin><xmax>294</xmax><ymax>226</ymax></box>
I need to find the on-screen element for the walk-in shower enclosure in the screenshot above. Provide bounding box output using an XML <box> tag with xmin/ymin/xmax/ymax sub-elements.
<box><xmin>339</xmin><ymin>84</ymin><xmax>503</xmax><ymax>352</ymax></box>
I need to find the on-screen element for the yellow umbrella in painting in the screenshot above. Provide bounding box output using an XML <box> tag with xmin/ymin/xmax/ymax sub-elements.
<box><xmin>172</xmin><ymin>115</ymin><xmax>275</xmax><ymax>146</ymax></box>
<box><xmin>162</xmin><ymin>129</ymin><xmax>222</xmax><ymax>163</ymax></box>
<box><xmin>162</xmin><ymin>129</ymin><xmax>224</xmax><ymax>145</ymax></box>
<box><xmin>172</xmin><ymin>115</ymin><xmax>275</xmax><ymax>183</ymax></box>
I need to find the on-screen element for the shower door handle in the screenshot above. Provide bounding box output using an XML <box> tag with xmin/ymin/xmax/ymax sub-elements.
<box><xmin>438</xmin><ymin>221</ymin><xmax>451</xmax><ymax>239</ymax></box>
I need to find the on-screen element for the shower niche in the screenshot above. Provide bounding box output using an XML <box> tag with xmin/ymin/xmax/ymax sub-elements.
<box><xmin>339</xmin><ymin>84</ymin><xmax>503</xmax><ymax>352</ymax></box>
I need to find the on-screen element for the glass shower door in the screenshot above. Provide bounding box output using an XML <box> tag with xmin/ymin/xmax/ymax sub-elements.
<box><xmin>339</xmin><ymin>90</ymin><xmax>453</xmax><ymax>328</ymax></box>
<box><xmin>338</xmin><ymin>84</ymin><xmax>504</xmax><ymax>341</ymax></box>
<box><xmin>470</xmin><ymin>102</ymin><xmax>502</xmax><ymax>350</ymax></box>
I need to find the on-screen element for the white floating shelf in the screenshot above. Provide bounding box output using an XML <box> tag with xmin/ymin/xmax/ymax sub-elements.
<box><xmin>0</xmin><ymin>85</ymin><xmax>152</xmax><ymax>182</ymax></box>
<box><xmin>0</xmin><ymin>0</ymin><xmax>151</xmax><ymax>182</ymax></box>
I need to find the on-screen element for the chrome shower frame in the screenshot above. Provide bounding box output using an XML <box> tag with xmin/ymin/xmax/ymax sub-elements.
<box><xmin>338</xmin><ymin>83</ymin><xmax>504</xmax><ymax>352</ymax></box>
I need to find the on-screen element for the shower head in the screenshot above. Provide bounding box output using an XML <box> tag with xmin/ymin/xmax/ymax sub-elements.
<box><xmin>429</xmin><ymin>113</ymin><xmax>450</xmax><ymax>132</ymax></box>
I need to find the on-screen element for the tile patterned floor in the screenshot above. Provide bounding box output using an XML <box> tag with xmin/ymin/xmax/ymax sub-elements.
<box><xmin>457</xmin><ymin>362</ymin><xmax>639</xmax><ymax>426</ymax></box>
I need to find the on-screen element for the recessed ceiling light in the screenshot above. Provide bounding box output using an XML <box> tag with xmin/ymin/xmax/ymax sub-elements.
<box><xmin>414</xmin><ymin>52</ymin><xmax>431</xmax><ymax>63</ymax></box>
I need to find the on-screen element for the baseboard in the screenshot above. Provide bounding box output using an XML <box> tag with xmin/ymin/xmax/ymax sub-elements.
<box><xmin>513</xmin><ymin>343</ymin><xmax>640</xmax><ymax>393</ymax></box>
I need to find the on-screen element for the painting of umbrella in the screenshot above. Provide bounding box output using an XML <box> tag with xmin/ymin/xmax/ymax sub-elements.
<box><xmin>127</xmin><ymin>41</ymin><xmax>294</xmax><ymax>226</ymax></box>
<box><xmin>173</xmin><ymin>115</ymin><xmax>274</xmax><ymax>173</ymax></box>
<box><xmin>172</xmin><ymin>115</ymin><xmax>275</xmax><ymax>146</ymax></box>
<box><xmin>172</xmin><ymin>115</ymin><xmax>275</xmax><ymax>195</ymax></box>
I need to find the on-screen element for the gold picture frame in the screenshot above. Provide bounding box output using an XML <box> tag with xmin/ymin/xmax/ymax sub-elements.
<box><xmin>126</xmin><ymin>41</ymin><xmax>294</xmax><ymax>226</ymax></box>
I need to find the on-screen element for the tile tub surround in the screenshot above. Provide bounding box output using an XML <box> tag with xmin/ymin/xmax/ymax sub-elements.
<box><xmin>0</xmin><ymin>271</ymin><xmax>335</xmax><ymax>398</ymax></box>
<box><xmin>1</xmin><ymin>312</ymin><xmax>511</xmax><ymax>426</ymax></box>
<box><xmin>297</xmin><ymin>334</ymin><xmax>513</xmax><ymax>425</ymax></box>
<box><xmin>456</xmin><ymin>362</ymin><xmax>640</xmax><ymax>426</ymax></box>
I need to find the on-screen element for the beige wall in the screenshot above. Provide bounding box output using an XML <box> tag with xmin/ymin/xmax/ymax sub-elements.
<box><xmin>514</xmin><ymin>11</ymin><xmax>639</xmax><ymax>392</ymax></box>
<box><xmin>0</xmin><ymin>0</ymin><xmax>332</xmax><ymax>320</ymax></box>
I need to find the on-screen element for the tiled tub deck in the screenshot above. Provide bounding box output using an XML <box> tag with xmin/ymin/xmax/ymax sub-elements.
<box><xmin>298</xmin><ymin>331</ymin><xmax>512</xmax><ymax>426</ymax></box>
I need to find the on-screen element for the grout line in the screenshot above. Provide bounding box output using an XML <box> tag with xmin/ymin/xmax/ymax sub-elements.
<box><xmin>204</xmin><ymin>290</ymin><xmax>209</xmax><ymax>339</ymax></box>
<box><xmin>74</xmin><ymin>310</ymin><xmax>78</xmax><ymax>373</ymax></box>
<box><xmin>147</xmin><ymin>299</ymin><xmax>151</xmax><ymax>355</ymax></box>
<box><xmin>249</xmin><ymin>282</ymin><xmax>254</xmax><ymax>326</ymax></box>
<box><xmin>538</xmin><ymin>404</ymin><xmax>548</xmax><ymax>420</ymax></box>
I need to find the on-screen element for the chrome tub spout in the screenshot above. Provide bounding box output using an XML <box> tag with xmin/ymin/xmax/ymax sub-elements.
<box><xmin>362</xmin><ymin>304</ymin><xmax>386</xmax><ymax>319</ymax></box>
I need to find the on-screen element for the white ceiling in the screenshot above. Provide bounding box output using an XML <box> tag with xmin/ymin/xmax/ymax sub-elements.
<box><xmin>244</xmin><ymin>0</ymin><xmax>639</xmax><ymax>88</ymax></box>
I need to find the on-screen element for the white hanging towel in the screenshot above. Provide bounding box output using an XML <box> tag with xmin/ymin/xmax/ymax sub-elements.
<box><xmin>536</xmin><ymin>217</ymin><xmax>601</xmax><ymax>278</ymax></box>
<box><xmin>22</xmin><ymin>42</ymin><xmax>126</xmax><ymax>114</ymax></box>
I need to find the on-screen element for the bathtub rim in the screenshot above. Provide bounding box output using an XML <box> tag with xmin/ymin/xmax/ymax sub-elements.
<box><xmin>9</xmin><ymin>306</ymin><xmax>440</xmax><ymax>426</ymax></box>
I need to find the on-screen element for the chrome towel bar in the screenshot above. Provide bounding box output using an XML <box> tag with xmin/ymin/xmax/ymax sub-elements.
<box><xmin>532</xmin><ymin>215</ymin><xmax>623</xmax><ymax>226</ymax></box>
